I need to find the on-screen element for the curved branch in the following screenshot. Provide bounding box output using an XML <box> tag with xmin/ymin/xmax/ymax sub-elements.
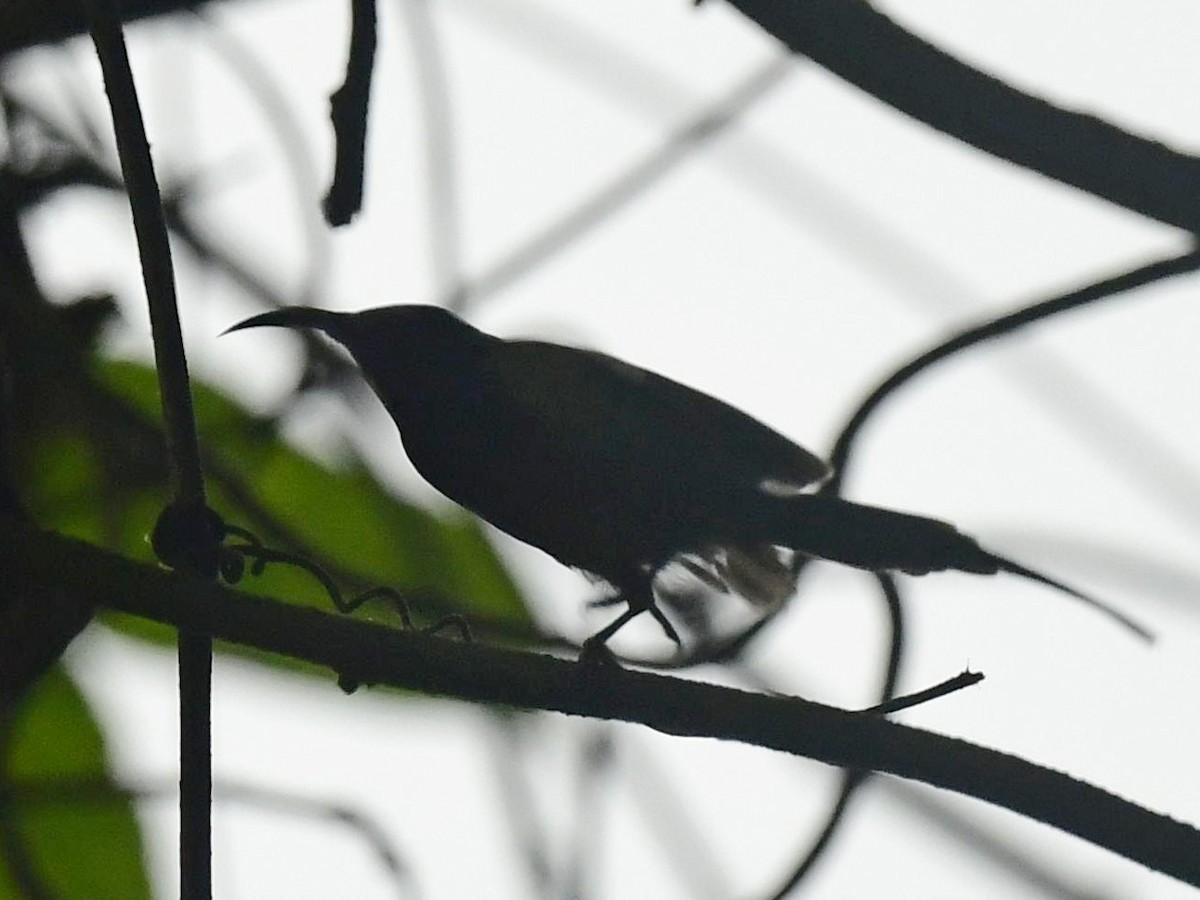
<box><xmin>825</xmin><ymin>246</ymin><xmax>1200</xmax><ymax>493</ymax></box>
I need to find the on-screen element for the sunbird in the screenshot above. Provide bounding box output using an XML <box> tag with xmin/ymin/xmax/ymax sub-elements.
<box><xmin>226</xmin><ymin>305</ymin><xmax>1148</xmax><ymax>650</ymax></box>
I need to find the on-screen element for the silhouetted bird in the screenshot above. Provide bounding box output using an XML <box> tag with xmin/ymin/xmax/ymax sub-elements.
<box><xmin>226</xmin><ymin>305</ymin><xmax>1149</xmax><ymax>651</ymax></box>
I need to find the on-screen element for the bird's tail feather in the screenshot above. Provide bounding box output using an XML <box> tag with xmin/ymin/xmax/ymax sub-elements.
<box><xmin>764</xmin><ymin>494</ymin><xmax>1151</xmax><ymax>641</ymax></box>
<box><xmin>989</xmin><ymin>553</ymin><xmax>1153</xmax><ymax>642</ymax></box>
<box><xmin>767</xmin><ymin>493</ymin><xmax>999</xmax><ymax>576</ymax></box>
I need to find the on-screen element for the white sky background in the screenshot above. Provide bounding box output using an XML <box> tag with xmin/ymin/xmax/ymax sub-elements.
<box><xmin>13</xmin><ymin>0</ymin><xmax>1200</xmax><ymax>897</ymax></box>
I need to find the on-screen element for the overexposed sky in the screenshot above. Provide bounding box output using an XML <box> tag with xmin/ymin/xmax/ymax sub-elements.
<box><xmin>15</xmin><ymin>1</ymin><xmax>1200</xmax><ymax>897</ymax></box>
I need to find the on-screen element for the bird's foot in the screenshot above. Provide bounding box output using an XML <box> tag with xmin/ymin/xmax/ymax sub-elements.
<box><xmin>579</xmin><ymin>579</ymin><xmax>682</xmax><ymax>663</ymax></box>
<box><xmin>578</xmin><ymin>637</ymin><xmax>623</xmax><ymax>667</ymax></box>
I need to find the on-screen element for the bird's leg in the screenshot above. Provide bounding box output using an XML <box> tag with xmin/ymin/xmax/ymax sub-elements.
<box><xmin>647</xmin><ymin>603</ymin><xmax>682</xmax><ymax>646</ymax></box>
<box><xmin>582</xmin><ymin>606</ymin><xmax>642</xmax><ymax>656</ymax></box>
<box><xmin>581</xmin><ymin>576</ymin><xmax>681</xmax><ymax>661</ymax></box>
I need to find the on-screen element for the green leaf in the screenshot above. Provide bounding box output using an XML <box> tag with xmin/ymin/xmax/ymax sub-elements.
<box><xmin>1</xmin><ymin>667</ymin><xmax>152</xmax><ymax>900</ymax></box>
<box><xmin>19</xmin><ymin>351</ymin><xmax>534</xmax><ymax>678</ymax></box>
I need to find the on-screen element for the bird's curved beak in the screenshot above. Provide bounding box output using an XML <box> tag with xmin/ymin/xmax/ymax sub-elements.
<box><xmin>221</xmin><ymin>306</ymin><xmax>343</xmax><ymax>337</ymax></box>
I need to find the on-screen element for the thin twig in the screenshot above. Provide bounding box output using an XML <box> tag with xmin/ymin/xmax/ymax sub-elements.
<box><xmin>825</xmin><ymin>246</ymin><xmax>1200</xmax><ymax>492</ymax></box>
<box><xmin>733</xmin><ymin>659</ymin><xmax>1117</xmax><ymax>899</ymax></box>
<box><xmin>860</xmin><ymin>670</ymin><xmax>983</xmax><ymax>717</ymax></box>
<box><xmin>443</xmin><ymin>53</ymin><xmax>795</xmax><ymax>310</ymax></box>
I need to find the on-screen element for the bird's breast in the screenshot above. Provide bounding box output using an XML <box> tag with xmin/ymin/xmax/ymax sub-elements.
<box><xmin>385</xmin><ymin>387</ymin><xmax>700</xmax><ymax>576</ymax></box>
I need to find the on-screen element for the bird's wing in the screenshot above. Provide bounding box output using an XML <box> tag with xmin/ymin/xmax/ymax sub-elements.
<box><xmin>492</xmin><ymin>339</ymin><xmax>830</xmax><ymax>490</ymax></box>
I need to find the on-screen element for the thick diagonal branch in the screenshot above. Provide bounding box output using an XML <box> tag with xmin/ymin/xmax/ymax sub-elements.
<box><xmin>4</xmin><ymin>519</ymin><xmax>1199</xmax><ymax>887</ymax></box>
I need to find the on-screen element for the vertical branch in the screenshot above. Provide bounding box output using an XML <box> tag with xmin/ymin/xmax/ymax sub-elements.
<box><xmin>81</xmin><ymin>2</ymin><xmax>212</xmax><ymax>899</ymax></box>
<box><xmin>82</xmin><ymin>9</ymin><xmax>204</xmax><ymax>506</ymax></box>
<box><xmin>175</xmin><ymin>629</ymin><xmax>212</xmax><ymax>900</ymax></box>
<box><xmin>324</xmin><ymin>0</ymin><xmax>378</xmax><ymax>225</ymax></box>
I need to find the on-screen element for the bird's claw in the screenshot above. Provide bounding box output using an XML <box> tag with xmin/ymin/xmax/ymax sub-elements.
<box><xmin>579</xmin><ymin>637</ymin><xmax>623</xmax><ymax>667</ymax></box>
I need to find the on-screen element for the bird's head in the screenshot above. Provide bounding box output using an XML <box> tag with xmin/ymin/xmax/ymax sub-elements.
<box><xmin>224</xmin><ymin>304</ymin><xmax>486</xmax><ymax>362</ymax></box>
<box><xmin>224</xmin><ymin>304</ymin><xmax>492</xmax><ymax>405</ymax></box>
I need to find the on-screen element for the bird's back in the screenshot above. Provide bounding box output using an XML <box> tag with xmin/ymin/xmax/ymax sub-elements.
<box><xmin>491</xmin><ymin>340</ymin><xmax>828</xmax><ymax>494</ymax></box>
<box><xmin>426</xmin><ymin>338</ymin><xmax>829</xmax><ymax>578</ymax></box>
